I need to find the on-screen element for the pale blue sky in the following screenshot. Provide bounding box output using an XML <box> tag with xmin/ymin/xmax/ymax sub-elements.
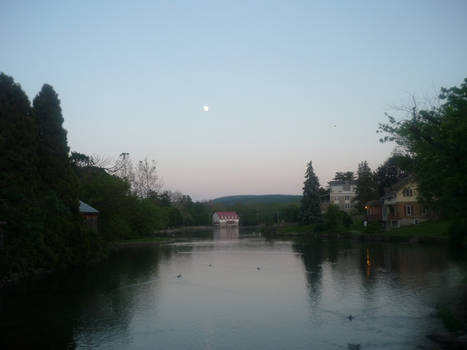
<box><xmin>2</xmin><ymin>0</ymin><xmax>466</xmax><ymax>200</ymax></box>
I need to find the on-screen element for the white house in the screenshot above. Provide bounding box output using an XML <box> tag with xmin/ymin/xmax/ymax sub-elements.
<box><xmin>329</xmin><ymin>180</ymin><xmax>357</xmax><ymax>212</ymax></box>
<box><xmin>212</xmin><ymin>211</ymin><xmax>240</xmax><ymax>226</ymax></box>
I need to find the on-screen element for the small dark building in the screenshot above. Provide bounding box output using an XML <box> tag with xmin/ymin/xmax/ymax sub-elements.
<box><xmin>79</xmin><ymin>200</ymin><xmax>99</xmax><ymax>231</ymax></box>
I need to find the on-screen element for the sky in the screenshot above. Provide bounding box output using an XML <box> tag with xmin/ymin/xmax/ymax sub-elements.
<box><xmin>1</xmin><ymin>0</ymin><xmax>466</xmax><ymax>200</ymax></box>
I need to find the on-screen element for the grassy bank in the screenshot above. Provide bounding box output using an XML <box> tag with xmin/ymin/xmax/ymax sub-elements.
<box><xmin>380</xmin><ymin>220</ymin><xmax>451</xmax><ymax>240</ymax></box>
<box><xmin>264</xmin><ymin>220</ymin><xmax>454</xmax><ymax>242</ymax></box>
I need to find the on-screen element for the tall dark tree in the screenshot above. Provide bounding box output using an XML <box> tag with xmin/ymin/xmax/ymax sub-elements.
<box><xmin>354</xmin><ymin>161</ymin><xmax>377</xmax><ymax>212</ymax></box>
<box><xmin>0</xmin><ymin>74</ymin><xmax>39</xmax><ymax>199</ymax></box>
<box><xmin>33</xmin><ymin>85</ymin><xmax>101</xmax><ymax>267</ymax></box>
<box><xmin>374</xmin><ymin>154</ymin><xmax>410</xmax><ymax>196</ymax></box>
<box><xmin>333</xmin><ymin>171</ymin><xmax>355</xmax><ymax>181</ymax></box>
<box><xmin>33</xmin><ymin>84</ymin><xmax>78</xmax><ymax>210</ymax></box>
<box><xmin>0</xmin><ymin>73</ymin><xmax>44</xmax><ymax>274</ymax></box>
<box><xmin>319</xmin><ymin>186</ymin><xmax>330</xmax><ymax>201</ymax></box>
<box><xmin>300</xmin><ymin>161</ymin><xmax>322</xmax><ymax>224</ymax></box>
<box><xmin>0</xmin><ymin>76</ymin><xmax>105</xmax><ymax>277</ymax></box>
<box><xmin>379</xmin><ymin>78</ymin><xmax>467</xmax><ymax>218</ymax></box>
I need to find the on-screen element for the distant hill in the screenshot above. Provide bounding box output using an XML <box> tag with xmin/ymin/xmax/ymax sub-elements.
<box><xmin>211</xmin><ymin>194</ymin><xmax>301</xmax><ymax>206</ymax></box>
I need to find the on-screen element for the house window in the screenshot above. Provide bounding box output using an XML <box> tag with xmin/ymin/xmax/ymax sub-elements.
<box><xmin>344</xmin><ymin>196</ymin><xmax>350</xmax><ymax>201</ymax></box>
<box><xmin>422</xmin><ymin>207</ymin><xmax>428</xmax><ymax>216</ymax></box>
<box><xmin>403</xmin><ymin>188</ymin><xmax>413</xmax><ymax>197</ymax></box>
<box><xmin>344</xmin><ymin>204</ymin><xmax>350</xmax><ymax>209</ymax></box>
<box><xmin>405</xmin><ymin>205</ymin><xmax>413</xmax><ymax>216</ymax></box>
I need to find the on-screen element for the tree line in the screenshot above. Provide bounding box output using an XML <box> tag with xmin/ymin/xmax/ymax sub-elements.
<box><xmin>1</xmin><ymin>73</ymin><xmax>103</xmax><ymax>277</ymax></box>
<box><xmin>1</xmin><ymin>72</ymin><xmax>465</xmax><ymax>277</ymax></box>
<box><xmin>0</xmin><ymin>73</ymin><xmax>212</xmax><ymax>278</ymax></box>
<box><xmin>0</xmin><ymin>73</ymin><xmax>302</xmax><ymax>278</ymax></box>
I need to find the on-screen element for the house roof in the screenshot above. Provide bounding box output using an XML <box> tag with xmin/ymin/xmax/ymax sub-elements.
<box><xmin>214</xmin><ymin>211</ymin><xmax>239</xmax><ymax>218</ymax></box>
<box><xmin>383</xmin><ymin>177</ymin><xmax>413</xmax><ymax>196</ymax></box>
<box><xmin>79</xmin><ymin>200</ymin><xmax>99</xmax><ymax>214</ymax></box>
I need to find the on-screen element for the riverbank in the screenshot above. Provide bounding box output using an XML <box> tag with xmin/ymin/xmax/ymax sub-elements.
<box><xmin>111</xmin><ymin>236</ymin><xmax>176</xmax><ymax>248</ymax></box>
<box><xmin>265</xmin><ymin>220</ymin><xmax>454</xmax><ymax>244</ymax></box>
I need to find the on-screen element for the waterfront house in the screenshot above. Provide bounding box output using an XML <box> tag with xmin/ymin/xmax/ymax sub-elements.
<box><xmin>366</xmin><ymin>179</ymin><xmax>431</xmax><ymax>229</ymax></box>
<box><xmin>329</xmin><ymin>180</ymin><xmax>357</xmax><ymax>213</ymax></box>
<box><xmin>79</xmin><ymin>200</ymin><xmax>99</xmax><ymax>231</ymax></box>
<box><xmin>212</xmin><ymin>211</ymin><xmax>240</xmax><ymax>226</ymax></box>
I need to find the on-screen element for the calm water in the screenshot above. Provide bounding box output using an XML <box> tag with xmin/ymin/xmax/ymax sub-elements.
<box><xmin>1</xmin><ymin>228</ymin><xmax>466</xmax><ymax>349</ymax></box>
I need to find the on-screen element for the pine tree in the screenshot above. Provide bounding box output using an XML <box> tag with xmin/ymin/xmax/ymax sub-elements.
<box><xmin>333</xmin><ymin>171</ymin><xmax>355</xmax><ymax>181</ymax></box>
<box><xmin>0</xmin><ymin>74</ymin><xmax>39</xmax><ymax>196</ymax></box>
<box><xmin>33</xmin><ymin>84</ymin><xmax>87</xmax><ymax>266</ymax></box>
<box><xmin>0</xmin><ymin>73</ymin><xmax>44</xmax><ymax>274</ymax></box>
<box><xmin>354</xmin><ymin>161</ymin><xmax>377</xmax><ymax>212</ymax></box>
<box><xmin>300</xmin><ymin>161</ymin><xmax>322</xmax><ymax>224</ymax></box>
<box><xmin>33</xmin><ymin>84</ymin><xmax>78</xmax><ymax>210</ymax></box>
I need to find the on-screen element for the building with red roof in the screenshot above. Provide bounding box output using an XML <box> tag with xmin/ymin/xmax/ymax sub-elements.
<box><xmin>212</xmin><ymin>211</ymin><xmax>240</xmax><ymax>226</ymax></box>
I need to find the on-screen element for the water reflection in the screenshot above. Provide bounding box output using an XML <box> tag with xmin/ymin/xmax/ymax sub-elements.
<box><xmin>1</xmin><ymin>246</ymin><xmax>165</xmax><ymax>348</ymax></box>
<box><xmin>292</xmin><ymin>239</ymin><xmax>466</xmax><ymax>348</ymax></box>
<box><xmin>1</xmin><ymin>233</ymin><xmax>466</xmax><ymax>349</ymax></box>
<box><xmin>213</xmin><ymin>226</ymin><xmax>239</xmax><ymax>240</ymax></box>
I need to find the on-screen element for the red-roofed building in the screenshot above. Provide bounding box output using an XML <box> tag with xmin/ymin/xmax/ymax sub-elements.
<box><xmin>212</xmin><ymin>211</ymin><xmax>240</xmax><ymax>226</ymax></box>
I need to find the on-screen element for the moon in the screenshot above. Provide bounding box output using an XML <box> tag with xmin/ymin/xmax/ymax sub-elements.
<box><xmin>203</xmin><ymin>105</ymin><xmax>209</xmax><ymax>112</ymax></box>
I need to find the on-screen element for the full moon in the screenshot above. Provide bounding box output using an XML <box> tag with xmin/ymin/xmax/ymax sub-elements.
<box><xmin>203</xmin><ymin>105</ymin><xmax>209</xmax><ymax>112</ymax></box>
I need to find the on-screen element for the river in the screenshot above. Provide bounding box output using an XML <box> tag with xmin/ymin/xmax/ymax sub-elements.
<box><xmin>1</xmin><ymin>227</ymin><xmax>466</xmax><ymax>349</ymax></box>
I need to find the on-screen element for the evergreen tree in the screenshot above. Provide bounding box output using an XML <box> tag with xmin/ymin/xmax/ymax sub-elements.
<box><xmin>33</xmin><ymin>84</ymin><xmax>78</xmax><ymax>210</ymax></box>
<box><xmin>333</xmin><ymin>171</ymin><xmax>355</xmax><ymax>181</ymax></box>
<box><xmin>33</xmin><ymin>84</ymin><xmax>103</xmax><ymax>266</ymax></box>
<box><xmin>0</xmin><ymin>73</ymin><xmax>44</xmax><ymax>274</ymax></box>
<box><xmin>354</xmin><ymin>161</ymin><xmax>378</xmax><ymax>212</ymax></box>
<box><xmin>0</xmin><ymin>74</ymin><xmax>39</xmax><ymax>197</ymax></box>
<box><xmin>300</xmin><ymin>161</ymin><xmax>322</xmax><ymax>224</ymax></box>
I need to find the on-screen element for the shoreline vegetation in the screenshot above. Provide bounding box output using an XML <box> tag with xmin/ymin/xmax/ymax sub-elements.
<box><xmin>261</xmin><ymin>219</ymin><xmax>453</xmax><ymax>243</ymax></box>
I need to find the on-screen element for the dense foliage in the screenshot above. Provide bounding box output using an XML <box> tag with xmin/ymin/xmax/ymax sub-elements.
<box><xmin>354</xmin><ymin>161</ymin><xmax>378</xmax><ymax>213</ymax></box>
<box><xmin>379</xmin><ymin>78</ymin><xmax>467</xmax><ymax>218</ymax></box>
<box><xmin>323</xmin><ymin>205</ymin><xmax>352</xmax><ymax>232</ymax></box>
<box><xmin>333</xmin><ymin>171</ymin><xmax>355</xmax><ymax>181</ymax></box>
<box><xmin>0</xmin><ymin>74</ymin><xmax>103</xmax><ymax>278</ymax></box>
<box><xmin>0</xmin><ymin>73</ymin><xmax>221</xmax><ymax>279</ymax></box>
<box><xmin>373</xmin><ymin>154</ymin><xmax>409</xmax><ymax>197</ymax></box>
<box><xmin>211</xmin><ymin>195</ymin><xmax>301</xmax><ymax>206</ymax></box>
<box><xmin>209</xmin><ymin>201</ymin><xmax>300</xmax><ymax>226</ymax></box>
